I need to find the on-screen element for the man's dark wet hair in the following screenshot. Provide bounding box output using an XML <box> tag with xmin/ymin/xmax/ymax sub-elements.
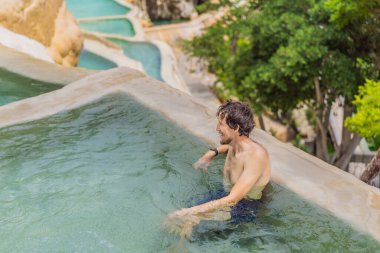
<box><xmin>216</xmin><ymin>100</ymin><xmax>255</xmax><ymax>137</ymax></box>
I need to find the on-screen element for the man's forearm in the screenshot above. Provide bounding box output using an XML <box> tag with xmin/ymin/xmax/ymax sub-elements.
<box><xmin>216</xmin><ymin>145</ymin><xmax>229</xmax><ymax>154</ymax></box>
<box><xmin>187</xmin><ymin>195</ymin><xmax>236</xmax><ymax>215</ymax></box>
<box><xmin>207</xmin><ymin>145</ymin><xmax>229</xmax><ymax>158</ymax></box>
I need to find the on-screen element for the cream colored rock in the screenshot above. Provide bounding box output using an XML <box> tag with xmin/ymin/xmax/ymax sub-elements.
<box><xmin>0</xmin><ymin>0</ymin><xmax>83</xmax><ymax>66</ymax></box>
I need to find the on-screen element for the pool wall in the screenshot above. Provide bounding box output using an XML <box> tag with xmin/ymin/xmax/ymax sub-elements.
<box><xmin>149</xmin><ymin>39</ymin><xmax>189</xmax><ymax>94</ymax></box>
<box><xmin>77</xmin><ymin>16</ymin><xmax>143</xmax><ymax>39</ymax></box>
<box><xmin>87</xmin><ymin>32</ymin><xmax>189</xmax><ymax>93</ymax></box>
<box><xmin>81</xmin><ymin>35</ymin><xmax>144</xmax><ymax>73</ymax></box>
<box><xmin>0</xmin><ymin>45</ymin><xmax>94</xmax><ymax>85</ymax></box>
<box><xmin>0</xmin><ymin>66</ymin><xmax>379</xmax><ymax>242</ymax></box>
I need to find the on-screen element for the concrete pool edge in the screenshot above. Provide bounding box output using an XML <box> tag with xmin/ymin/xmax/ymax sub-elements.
<box><xmin>0</xmin><ymin>67</ymin><xmax>379</xmax><ymax>242</ymax></box>
<box><xmin>0</xmin><ymin>45</ymin><xmax>95</xmax><ymax>85</ymax></box>
<box><xmin>82</xmin><ymin>37</ymin><xmax>145</xmax><ymax>73</ymax></box>
<box><xmin>81</xmin><ymin>32</ymin><xmax>189</xmax><ymax>94</ymax></box>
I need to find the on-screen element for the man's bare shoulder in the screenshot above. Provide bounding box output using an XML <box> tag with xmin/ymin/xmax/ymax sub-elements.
<box><xmin>243</xmin><ymin>141</ymin><xmax>270</xmax><ymax>169</ymax></box>
<box><xmin>247</xmin><ymin>140</ymin><xmax>268</xmax><ymax>158</ymax></box>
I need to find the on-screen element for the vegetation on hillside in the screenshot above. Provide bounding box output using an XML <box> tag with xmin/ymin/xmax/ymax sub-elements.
<box><xmin>345</xmin><ymin>80</ymin><xmax>380</xmax><ymax>183</ymax></box>
<box><xmin>186</xmin><ymin>0</ymin><xmax>380</xmax><ymax>171</ymax></box>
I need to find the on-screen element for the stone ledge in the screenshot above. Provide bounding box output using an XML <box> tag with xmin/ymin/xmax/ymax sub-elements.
<box><xmin>0</xmin><ymin>45</ymin><xmax>94</xmax><ymax>85</ymax></box>
<box><xmin>82</xmin><ymin>37</ymin><xmax>145</xmax><ymax>73</ymax></box>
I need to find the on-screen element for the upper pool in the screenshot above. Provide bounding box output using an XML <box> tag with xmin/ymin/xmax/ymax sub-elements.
<box><xmin>0</xmin><ymin>94</ymin><xmax>378</xmax><ymax>252</ymax></box>
<box><xmin>80</xmin><ymin>19</ymin><xmax>135</xmax><ymax>37</ymax></box>
<box><xmin>0</xmin><ymin>68</ymin><xmax>61</xmax><ymax>106</ymax></box>
<box><xmin>109</xmin><ymin>38</ymin><xmax>163</xmax><ymax>81</ymax></box>
<box><xmin>65</xmin><ymin>0</ymin><xmax>130</xmax><ymax>18</ymax></box>
<box><xmin>77</xmin><ymin>50</ymin><xmax>117</xmax><ymax>70</ymax></box>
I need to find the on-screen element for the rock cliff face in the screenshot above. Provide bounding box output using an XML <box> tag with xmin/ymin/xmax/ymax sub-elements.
<box><xmin>126</xmin><ymin>0</ymin><xmax>206</xmax><ymax>21</ymax></box>
<box><xmin>0</xmin><ymin>0</ymin><xmax>83</xmax><ymax>66</ymax></box>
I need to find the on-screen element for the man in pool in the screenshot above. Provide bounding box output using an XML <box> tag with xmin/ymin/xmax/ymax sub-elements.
<box><xmin>166</xmin><ymin>100</ymin><xmax>271</xmax><ymax>236</ymax></box>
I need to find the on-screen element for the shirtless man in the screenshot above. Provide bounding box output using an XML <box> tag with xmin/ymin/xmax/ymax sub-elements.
<box><xmin>166</xmin><ymin>100</ymin><xmax>271</xmax><ymax>236</ymax></box>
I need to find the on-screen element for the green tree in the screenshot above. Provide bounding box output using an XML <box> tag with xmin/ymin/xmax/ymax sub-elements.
<box><xmin>345</xmin><ymin>80</ymin><xmax>380</xmax><ymax>183</ymax></box>
<box><xmin>186</xmin><ymin>0</ymin><xmax>380</xmax><ymax>169</ymax></box>
<box><xmin>345</xmin><ymin>80</ymin><xmax>380</xmax><ymax>138</ymax></box>
<box><xmin>315</xmin><ymin>0</ymin><xmax>380</xmax><ymax>168</ymax></box>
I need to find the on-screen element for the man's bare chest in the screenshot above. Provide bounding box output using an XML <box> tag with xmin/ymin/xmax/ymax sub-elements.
<box><xmin>224</xmin><ymin>153</ymin><xmax>245</xmax><ymax>184</ymax></box>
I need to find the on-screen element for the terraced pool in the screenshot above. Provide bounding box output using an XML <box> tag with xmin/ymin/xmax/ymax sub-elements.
<box><xmin>65</xmin><ymin>0</ymin><xmax>130</xmax><ymax>18</ymax></box>
<box><xmin>77</xmin><ymin>50</ymin><xmax>117</xmax><ymax>70</ymax></box>
<box><xmin>109</xmin><ymin>38</ymin><xmax>163</xmax><ymax>81</ymax></box>
<box><xmin>80</xmin><ymin>19</ymin><xmax>135</xmax><ymax>37</ymax></box>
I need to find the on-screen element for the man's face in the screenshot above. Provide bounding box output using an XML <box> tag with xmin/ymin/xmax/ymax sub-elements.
<box><xmin>216</xmin><ymin>116</ymin><xmax>234</xmax><ymax>145</ymax></box>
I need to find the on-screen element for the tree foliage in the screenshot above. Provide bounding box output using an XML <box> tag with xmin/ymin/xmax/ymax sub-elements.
<box><xmin>345</xmin><ymin>80</ymin><xmax>380</xmax><ymax>139</ymax></box>
<box><xmin>187</xmin><ymin>0</ymin><xmax>366</xmax><ymax>114</ymax></box>
<box><xmin>186</xmin><ymin>0</ymin><xmax>380</xmax><ymax>168</ymax></box>
<box><xmin>325</xmin><ymin>0</ymin><xmax>380</xmax><ymax>79</ymax></box>
<box><xmin>344</xmin><ymin>79</ymin><xmax>380</xmax><ymax>184</ymax></box>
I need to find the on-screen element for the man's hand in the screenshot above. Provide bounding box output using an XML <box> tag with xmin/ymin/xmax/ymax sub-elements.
<box><xmin>163</xmin><ymin>208</ymin><xmax>200</xmax><ymax>238</ymax></box>
<box><xmin>163</xmin><ymin>205</ymin><xmax>232</xmax><ymax>238</ymax></box>
<box><xmin>192</xmin><ymin>151</ymin><xmax>214</xmax><ymax>171</ymax></box>
<box><xmin>193</xmin><ymin>146</ymin><xmax>229</xmax><ymax>171</ymax></box>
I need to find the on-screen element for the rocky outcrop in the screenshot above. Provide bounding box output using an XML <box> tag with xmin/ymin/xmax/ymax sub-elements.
<box><xmin>126</xmin><ymin>0</ymin><xmax>206</xmax><ymax>21</ymax></box>
<box><xmin>0</xmin><ymin>0</ymin><xmax>83</xmax><ymax>66</ymax></box>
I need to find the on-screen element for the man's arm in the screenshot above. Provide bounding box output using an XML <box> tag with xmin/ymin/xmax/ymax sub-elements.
<box><xmin>165</xmin><ymin>150</ymin><xmax>267</xmax><ymax>237</ymax></box>
<box><xmin>177</xmin><ymin>151</ymin><xmax>266</xmax><ymax>216</ymax></box>
<box><xmin>193</xmin><ymin>145</ymin><xmax>229</xmax><ymax>170</ymax></box>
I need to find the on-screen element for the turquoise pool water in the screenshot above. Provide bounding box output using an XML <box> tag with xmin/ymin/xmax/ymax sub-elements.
<box><xmin>80</xmin><ymin>19</ymin><xmax>135</xmax><ymax>37</ymax></box>
<box><xmin>109</xmin><ymin>38</ymin><xmax>163</xmax><ymax>81</ymax></box>
<box><xmin>65</xmin><ymin>0</ymin><xmax>130</xmax><ymax>18</ymax></box>
<box><xmin>0</xmin><ymin>69</ymin><xmax>61</xmax><ymax>106</ymax></box>
<box><xmin>0</xmin><ymin>94</ymin><xmax>379</xmax><ymax>252</ymax></box>
<box><xmin>77</xmin><ymin>50</ymin><xmax>117</xmax><ymax>70</ymax></box>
